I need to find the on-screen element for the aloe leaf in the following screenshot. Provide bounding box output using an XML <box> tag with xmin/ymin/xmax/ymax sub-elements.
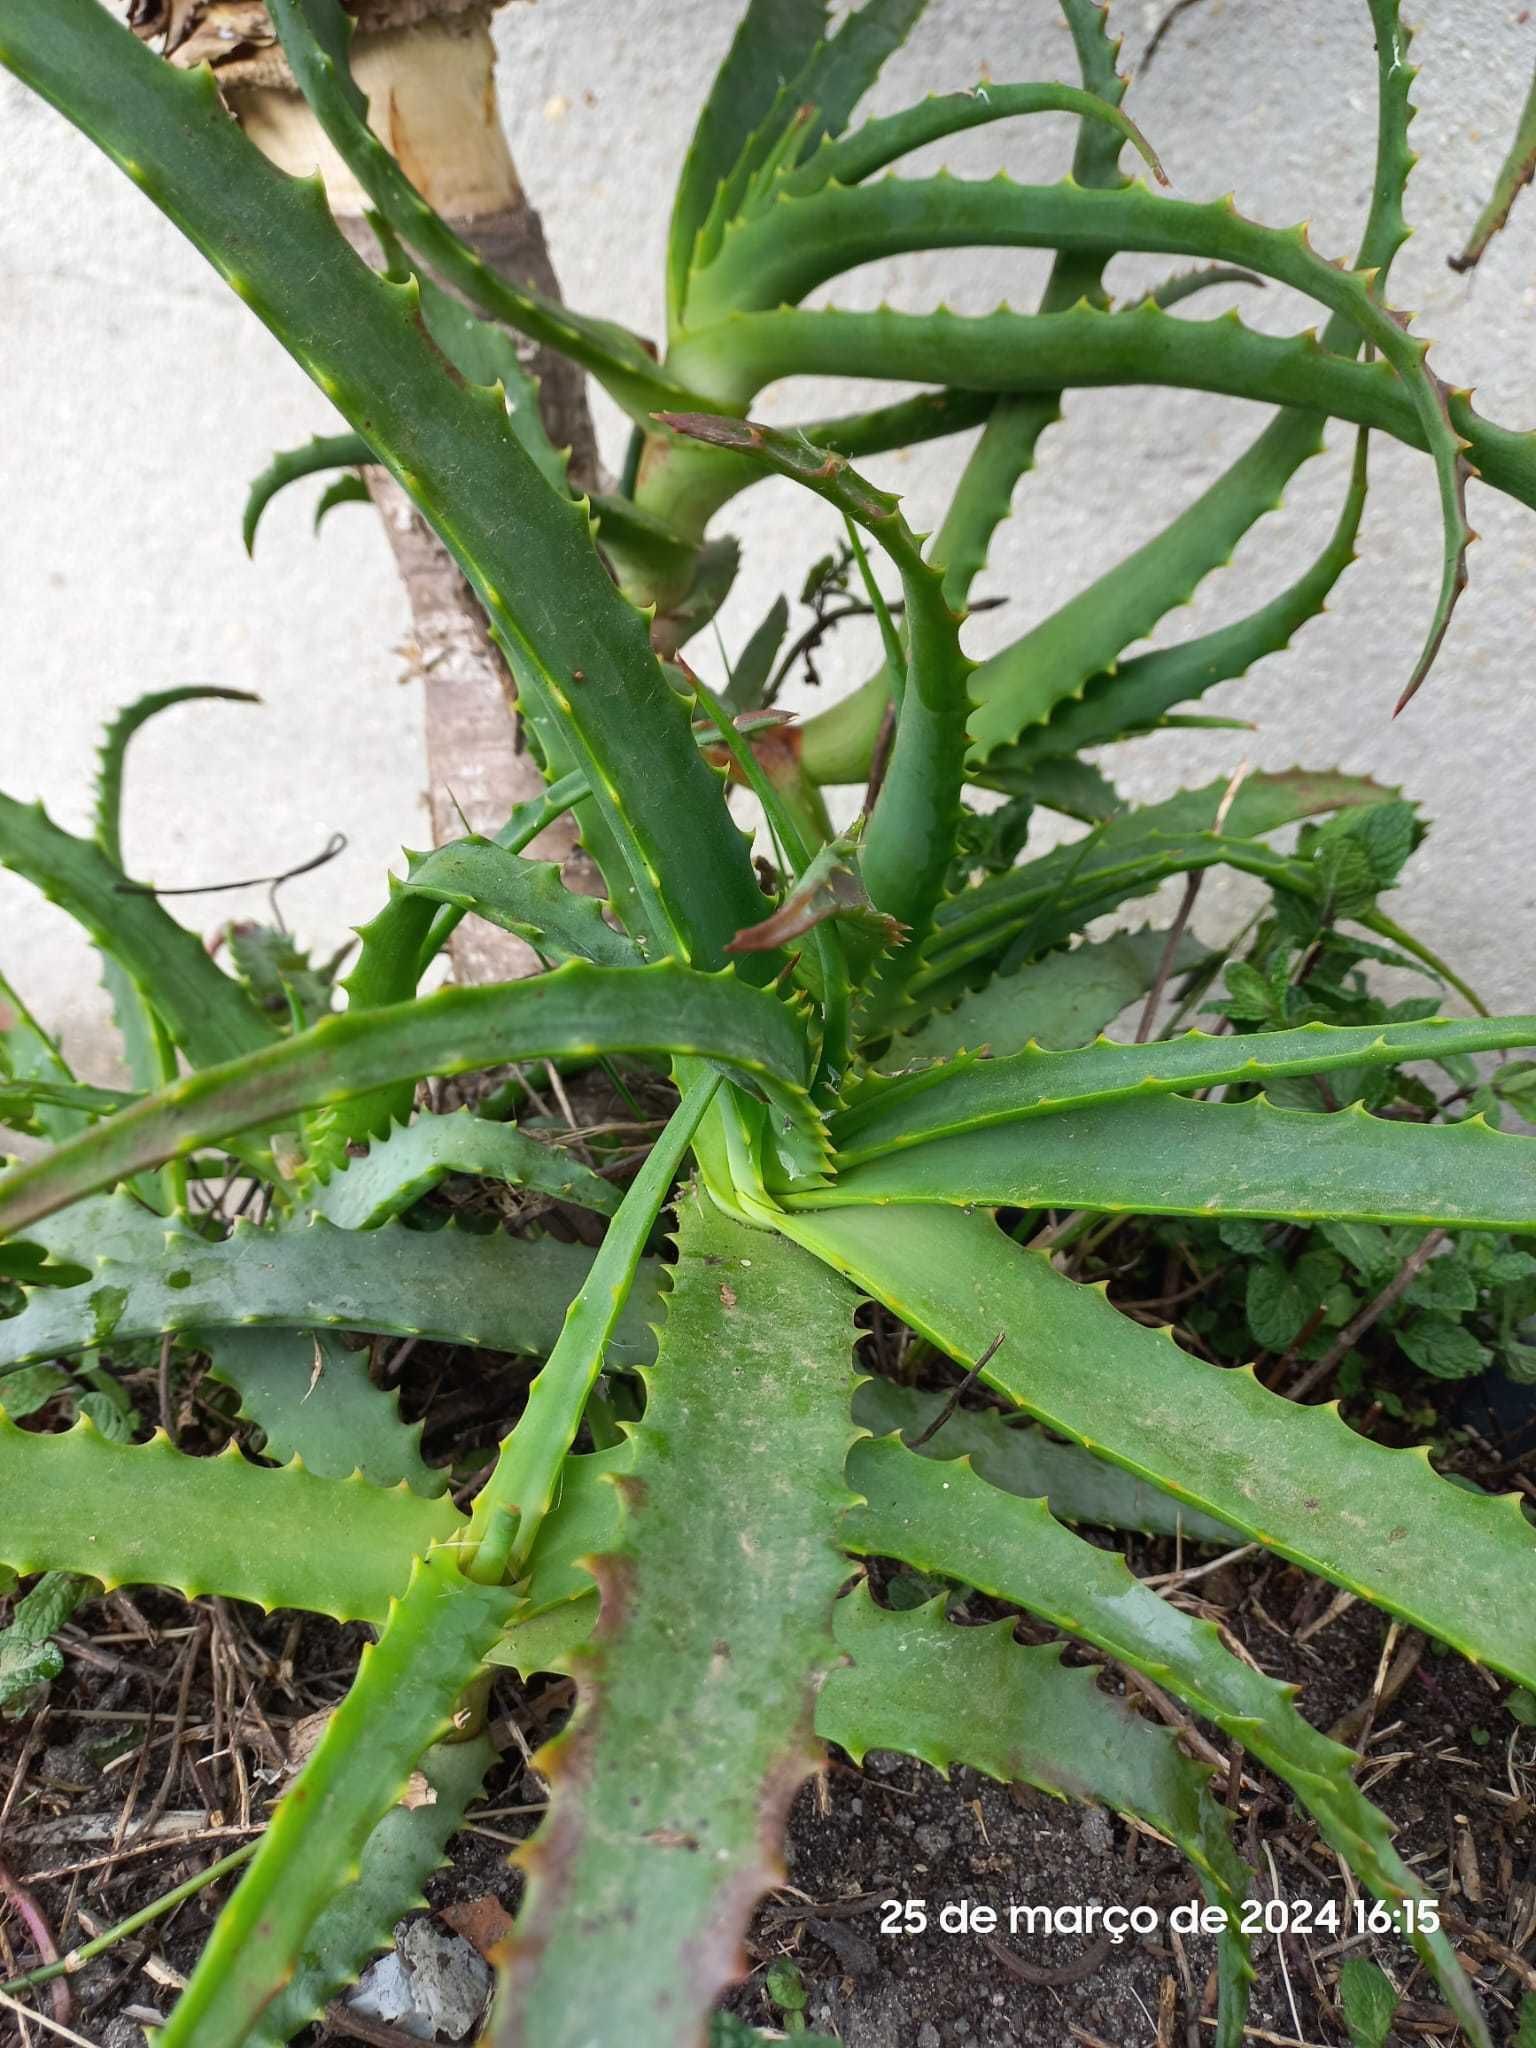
<box><xmin>916</xmin><ymin>770</ymin><xmax>1389</xmax><ymax>998</ymax></box>
<box><xmin>835</xmin><ymin>1013</ymin><xmax>1536</xmax><ymax>1161</ymax></box>
<box><xmin>266</xmin><ymin>0</ymin><xmax>687</xmax><ymax>423</ymax></box>
<box><xmin>491</xmin><ymin>1589</ymin><xmax>601</xmax><ymax>1679</ymax></box>
<box><xmin>11</xmin><ymin>1185</ymin><xmax>188</xmax><ymax>1270</ymax></box>
<box><xmin>0</xmin><ymin>792</ymin><xmax>275</xmax><ymax>1069</ymax></box>
<box><xmin>1450</xmin><ymin>61</ymin><xmax>1536</xmax><ymax>271</ymax></box>
<box><xmin>318</xmin><ymin>770</ymin><xmax>584</xmax><ymax>1157</ymax></box>
<box><xmin>0</xmin><ymin>970</ymin><xmax>94</xmax><ymax>1145</ymax></box>
<box><xmin>822</xmin><ymin>1091</ymin><xmax>1536</xmax><ymax>1234</ymax></box>
<box><xmin>724</xmin><ymin>594</ymin><xmax>790</xmax><ymax>715</ymax></box>
<box><xmin>851</xmin><ymin>1380</ymin><xmax>1235</xmax><ymax>1541</ymax></box>
<box><xmin>670</xmin><ymin>294</ymin><xmax>1536</xmax><ymax>523</ymax></box>
<box><xmin>779</xmin><ymin>1204</ymin><xmax>1536</xmax><ymax>1691</ymax></box>
<box><xmin>201</xmin><ymin>1328</ymin><xmax>441</xmax><ymax>1495</ymax></box>
<box><xmin>788</xmin><ymin>81</ymin><xmax>1164</xmax><ymax>201</ymax></box>
<box><xmin>690</xmin><ymin>183</ymin><xmax>1423</xmax><ymax>377</ymax></box>
<box><xmin>94</xmin><ymin>685</ymin><xmax>263</xmax><ymax>1209</ymax></box>
<box><xmin>95</xmin><ymin>686</ymin><xmax>260</xmax><ymax>870</ymax></box>
<box><xmin>682</xmin><ymin>668</ymin><xmax>853</xmax><ymax>1095</ymax></box>
<box><xmin>678</xmin><ymin>0</ymin><xmax>929</xmax><ymax>329</ymax></box>
<box><xmin>1137</xmin><ymin>262</ymin><xmax>1266</xmax><ymax>308</ymax></box>
<box><xmin>589</xmin><ymin>492</ymin><xmax>701</xmax><ymax>605</ymax></box>
<box><xmin>914</xmin><ymin>833</ymin><xmax>1308</xmax><ymax>1006</ymax></box>
<box><xmin>514</xmin><ymin>1445</ymin><xmax>632</xmax><ymax>1618</ymax></box>
<box><xmin>407</xmin><ymin>265</ymin><xmax>569</xmax><ymax>496</ymax></box>
<box><xmin>465</xmin><ymin>1070</ymin><xmax>721</xmax><ymax>1582</ymax></box>
<box><xmin>5</xmin><ymin>0</ymin><xmax>771</xmax><ymax>977</ymax></box>
<box><xmin>991</xmin><ymin>429</ymin><xmax>1369</xmax><ymax>771</ymax></box>
<box><xmin>820</xmin><ymin>1586</ymin><xmax>1252</xmax><ymax>2048</ymax></box>
<box><xmin>243</xmin><ymin>432</ymin><xmax>371</xmax><ymax>552</ymax></box>
<box><xmin>684</xmin><ymin>25</ymin><xmax>1465</xmax><ymax>713</ymax></box>
<box><xmin>401</xmin><ymin>839</ymin><xmax>641</xmax><ymax>969</ymax></box>
<box><xmin>665</xmin><ymin>0</ymin><xmax>826</xmax><ymax>329</ymax></box>
<box><xmin>878</xmin><ymin>928</ymin><xmax>1210</xmax><ymax>1068</ymax></box>
<box><xmin>248</xmin><ymin>1733</ymin><xmax>494</xmax><ymax>2048</ymax></box>
<box><xmin>666</xmin><ymin>417</ymin><xmax>972</xmax><ymax>1027</ymax></box>
<box><xmin>160</xmin><ymin>1546</ymin><xmax>514</xmax><ymax>2048</ymax></box>
<box><xmin>491</xmin><ymin>1188</ymin><xmax>857</xmax><ymax>2047</ymax></box>
<box><xmin>307</xmin><ymin>1108</ymin><xmax>620</xmax><ymax>1225</ymax></box>
<box><xmin>0</xmin><ymin>1215</ymin><xmax>658</xmax><ymax>1370</ymax></box>
<box><xmin>987</xmin><ymin>752</ymin><xmax>1124</xmax><ymax>822</ymax></box>
<box><xmin>313</xmin><ymin>470</ymin><xmax>370</xmax><ymax>527</ymax></box>
<box><xmin>0</xmin><ymin>960</ymin><xmax>816</xmax><ymax>1237</ymax></box>
<box><xmin>846</xmin><ymin>1438</ymin><xmax>1491</xmax><ymax>2047</ymax></box>
<box><xmin>0</xmin><ymin>1410</ymin><xmax>458</xmax><ymax>1622</ymax></box>
<box><xmin>926</xmin><ymin>1</ymin><xmax>1131</xmax><ymax>613</ymax></box>
<box><xmin>786</xmin><ymin>0</ymin><xmax>929</xmax><ymax>140</ymax></box>
<box><xmin>959</xmin><ymin>30</ymin><xmax>1403</xmax><ymax>760</ymax></box>
<box><xmin>967</xmin><ymin>413</ymin><xmax>1327</xmax><ymax>756</ymax></box>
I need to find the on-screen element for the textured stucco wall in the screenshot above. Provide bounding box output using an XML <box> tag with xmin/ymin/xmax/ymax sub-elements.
<box><xmin>3</xmin><ymin>0</ymin><xmax>1533</xmax><ymax>1078</ymax></box>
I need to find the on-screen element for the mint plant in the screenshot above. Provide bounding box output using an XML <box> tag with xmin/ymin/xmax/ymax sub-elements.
<box><xmin>3</xmin><ymin>3</ymin><xmax>1536</xmax><ymax>2044</ymax></box>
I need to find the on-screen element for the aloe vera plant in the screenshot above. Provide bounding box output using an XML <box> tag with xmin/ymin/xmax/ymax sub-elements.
<box><xmin>4</xmin><ymin>3</ymin><xmax>1536</xmax><ymax>2043</ymax></box>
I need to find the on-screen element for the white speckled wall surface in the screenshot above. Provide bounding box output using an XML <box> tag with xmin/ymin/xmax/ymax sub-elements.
<box><xmin>3</xmin><ymin>0</ymin><xmax>1531</xmax><ymax>1074</ymax></box>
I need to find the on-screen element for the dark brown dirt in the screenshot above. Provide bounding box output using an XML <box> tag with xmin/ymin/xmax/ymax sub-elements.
<box><xmin>731</xmin><ymin>1576</ymin><xmax>1536</xmax><ymax>2047</ymax></box>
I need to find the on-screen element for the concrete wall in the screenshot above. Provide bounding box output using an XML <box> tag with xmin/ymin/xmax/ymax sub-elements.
<box><xmin>4</xmin><ymin>0</ymin><xmax>1532</xmax><ymax>1078</ymax></box>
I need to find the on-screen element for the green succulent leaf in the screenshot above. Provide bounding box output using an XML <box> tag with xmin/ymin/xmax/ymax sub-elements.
<box><xmin>248</xmin><ymin>1734</ymin><xmax>495</xmax><ymax>2048</ymax></box>
<box><xmin>791</xmin><ymin>81</ymin><xmax>1163</xmax><ymax>204</ymax></box>
<box><xmin>0</xmin><ymin>792</ymin><xmax>275</xmax><ymax>1071</ymax></box>
<box><xmin>243</xmin><ymin>432</ymin><xmax>372</xmax><ymax>552</ymax></box>
<box><xmin>845</xmin><ymin>1436</ymin><xmax>1491</xmax><ymax>2047</ymax></box>
<box><xmin>851</xmin><ymin>1380</ymin><xmax>1236</xmax><ymax>1541</ymax></box>
<box><xmin>407</xmin><ymin>264</ymin><xmax>570</xmax><ymax>496</ymax></box>
<box><xmin>0</xmin><ymin>1215</ymin><xmax>658</xmax><ymax>1370</ymax></box>
<box><xmin>0</xmin><ymin>968</ymin><xmax>105</xmax><ymax>1145</ymax></box>
<box><xmin>833</xmin><ymin>1013</ymin><xmax>1536</xmax><ymax>1162</ymax></box>
<box><xmin>465</xmin><ymin>1069</ymin><xmax>721</xmax><ymax>1582</ymax></box>
<box><xmin>991</xmin><ymin>427</ymin><xmax>1370</xmax><ymax>774</ymax></box>
<box><xmin>401</xmin><ymin>839</ymin><xmax>641</xmax><ymax>969</ymax></box>
<box><xmin>161</xmin><ymin>1546</ymin><xmax>514</xmax><ymax>2048</ymax></box>
<box><xmin>319</xmin><ymin>768</ymin><xmax>585</xmax><ymax>1154</ymax></box>
<box><xmin>664</xmin><ymin>415</ymin><xmax>972</xmax><ymax>1025</ymax></box>
<box><xmin>307</xmin><ymin>1107</ymin><xmax>621</xmax><ymax>1226</ymax></box>
<box><xmin>491</xmin><ymin>1188</ymin><xmax>858</xmax><ymax>2048</ymax></box>
<box><xmin>915</xmin><ymin>770</ymin><xmax>1389</xmax><ymax>999</ymax></box>
<box><xmin>312</xmin><ymin>469</ymin><xmax>371</xmax><ymax>527</ymax></box>
<box><xmin>0</xmin><ymin>1410</ymin><xmax>459</xmax><ymax>1621</ymax></box>
<box><xmin>779</xmin><ymin>1204</ymin><xmax>1536</xmax><ymax>1690</ymax></box>
<box><xmin>815</xmin><ymin>1091</ymin><xmax>1536</xmax><ymax>1234</ymax></box>
<box><xmin>201</xmin><ymin>1328</ymin><xmax>441</xmax><ymax>1494</ymax></box>
<box><xmin>1450</xmin><ymin>60</ymin><xmax>1536</xmax><ymax>272</ymax></box>
<box><xmin>665</xmin><ymin>0</ymin><xmax>826</xmax><ymax>330</ymax></box>
<box><xmin>5</xmin><ymin>0</ymin><xmax>772</xmax><ymax>983</ymax></box>
<box><xmin>878</xmin><ymin>928</ymin><xmax>1210</xmax><ymax>1068</ymax></box>
<box><xmin>819</xmin><ymin>1584</ymin><xmax>1253</xmax><ymax>2048</ymax></box>
<box><xmin>266</xmin><ymin>0</ymin><xmax>689</xmax><ymax>423</ymax></box>
<box><xmin>0</xmin><ymin>960</ymin><xmax>817</xmax><ymax>1238</ymax></box>
<box><xmin>668</xmin><ymin>296</ymin><xmax>1536</xmax><ymax>519</ymax></box>
<box><xmin>91</xmin><ymin>686</ymin><xmax>263</xmax><ymax>1207</ymax></box>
